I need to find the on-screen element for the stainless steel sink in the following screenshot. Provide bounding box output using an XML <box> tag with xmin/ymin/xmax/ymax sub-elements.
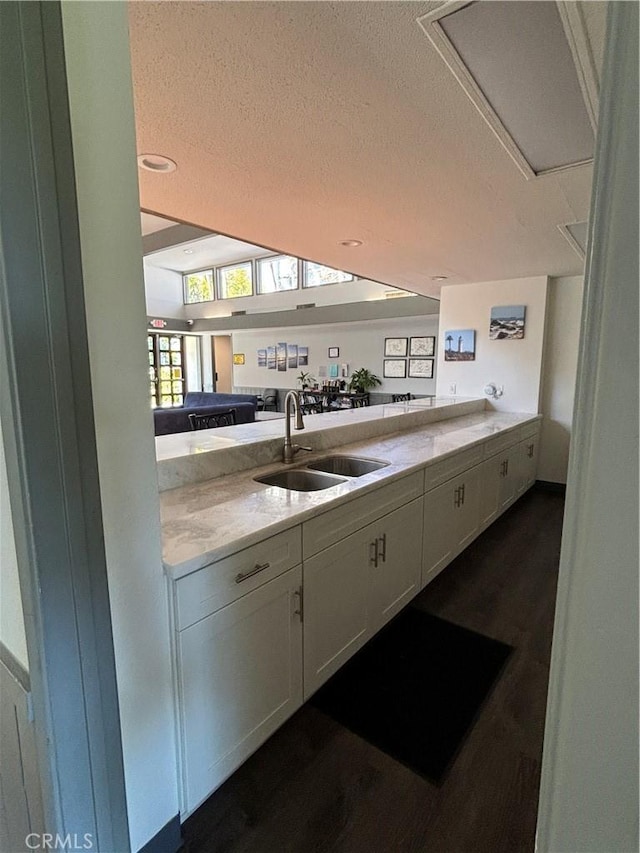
<box><xmin>254</xmin><ymin>469</ymin><xmax>347</xmax><ymax>491</ymax></box>
<box><xmin>306</xmin><ymin>455</ymin><xmax>389</xmax><ymax>477</ymax></box>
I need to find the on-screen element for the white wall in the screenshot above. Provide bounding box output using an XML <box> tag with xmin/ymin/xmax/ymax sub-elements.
<box><xmin>538</xmin><ymin>276</ymin><xmax>584</xmax><ymax>483</ymax></box>
<box><xmin>144</xmin><ymin>261</ymin><xmax>186</xmax><ymax>320</ymax></box>
<box><xmin>61</xmin><ymin>4</ymin><xmax>179</xmax><ymax>850</ymax></box>
<box><xmin>435</xmin><ymin>276</ymin><xmax>549</xmax><ymax>413</ymax></box>
<box><xmin>185</xmin><ymin>276</ymin><xmax>403</xmax><ymax>319</ymax></box>
<box><xmin>231</xmin><ymin>315</ymin><xmax>440</xmax><ymax>395</ymax></box>
<box><xmin>0</xmin><ymin>416</ymin><xmax>29</xmax><ymax>671</ymax></box>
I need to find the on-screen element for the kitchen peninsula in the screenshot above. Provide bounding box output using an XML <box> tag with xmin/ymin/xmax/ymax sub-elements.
<box><xmin>158</xmin><ymin>398</ymin><xmax>541</xmax><ymax>816</ymax></box>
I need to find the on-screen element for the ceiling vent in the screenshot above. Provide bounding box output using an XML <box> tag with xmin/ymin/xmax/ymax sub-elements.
<box><xmin>417</xmin><ymin>1</ymin><xmax>596</xmax><ymax>179</ymax></box>
<box><xmin>231</xmin><ymin>310</ymin><xmax>247</xmax><ymax>316</ymax></box>
<box><xmin>296</xmin><ymin>303</ymin><xmax>316</xmax><ymax>310</ymax></box>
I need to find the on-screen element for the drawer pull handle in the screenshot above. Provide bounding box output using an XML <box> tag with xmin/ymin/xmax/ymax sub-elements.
<box><xmin>369</xmin><ymin>539</ymin><xmax>379</xmax><ymax>568</ymax></box>
<box><xmin>378</xmin><ymin>533</ymin><xmax>387</xmax><ymax>563</ymax></box>
<box><xmin>235</xmin><ymin>561</ymin><xmax>271</xmax><ymax>583</ymax></box>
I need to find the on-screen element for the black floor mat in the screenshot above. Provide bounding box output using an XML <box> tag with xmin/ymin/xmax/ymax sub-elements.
<box><xmin>311</xmin><ymin>607</ymin><xmax>513</xmax><ymax>783</ymax></box>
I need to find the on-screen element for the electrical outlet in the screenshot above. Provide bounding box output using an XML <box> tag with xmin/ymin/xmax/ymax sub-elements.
<box><xmin>449</xmin><ymin>383</ymin><xmax>456</xmax><ymax>395</ymax></box>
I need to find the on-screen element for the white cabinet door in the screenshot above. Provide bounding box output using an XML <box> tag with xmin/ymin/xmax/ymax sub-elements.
<box><xmin>303</xmin><ymin>526</ymin><xmax>372</xmax><ymax>699</ymax></box>
<box><xmin>498</xmin><ymin>446</ymin><xmax>519</xmax><ymax>512</ymax></box>
<box><xmin>422</xmin><ymin>476</ymin><xmax>461</xmax><ymax>587</ymax></box>
<box><xmin>479</xmin><ymin>454</ymin><xmax>502</xmax><ymax>530</ymax></box>
<box><xmin>178</xmin><ymin>565</ymin><xmax>303</xmax><ymax>815</ymax></box>
<box><xmin>369</xmin><ymin>497</ymin><xmax>423</xmax><ymax>633</ymax></box>
<box><xmin>519</xmin><ymin>435</ymin><xmax>539</xmax><ymax>492</ymax></box>
<box><xmin>423</xmin><ymin>466</ymin><xmax>481</xmax><ymax>587</ymax></box>
<box><xmin>454</xmin><ymin>464</ymin><xmax>481</xmax><ymax>553</ymax></box>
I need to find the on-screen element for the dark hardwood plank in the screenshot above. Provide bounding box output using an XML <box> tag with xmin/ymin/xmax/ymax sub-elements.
<box><xmin>182</xmin><ymin>488</ymin><xmax>563</xmax><ymax>853</ymax></box>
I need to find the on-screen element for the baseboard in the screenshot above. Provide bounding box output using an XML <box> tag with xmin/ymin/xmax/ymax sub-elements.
<box><xmin>139</xmin><ymin>814</ymin><xmax>182</xmax><ymax>853</ymax></box>
<box><xmin>535</xmin><ymin>480</ymin><xmax>567</xmax><ymax>495</ymax></box>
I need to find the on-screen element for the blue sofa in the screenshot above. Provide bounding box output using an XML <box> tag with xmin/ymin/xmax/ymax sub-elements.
<box><xmin>153</xmin><ymin>392</ymin><xmax>258</xmax><ymax>436</ymax></box>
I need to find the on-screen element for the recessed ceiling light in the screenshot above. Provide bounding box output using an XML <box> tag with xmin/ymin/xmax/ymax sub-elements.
<box><xmin>183</xmin><ymin>249</ymin><xmax>194</xmax><ymax>255</ymax></box>
<box><xmin>431</xmin><ymin>275</ymin><xmax>448</xmax><ymax>281</ymax></box>
<box><xmin>339</xmin><ymin>239</ymin><xmax>363</xmax><ymax>247</ymax></box>
<box><xmin>137</xmin><ymin>153</ymin><xmax>177</xmax><ymax>173</ymax></box>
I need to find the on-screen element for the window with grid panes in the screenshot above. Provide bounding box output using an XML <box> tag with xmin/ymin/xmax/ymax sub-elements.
<box><xmin>148</xmin><ymin>333</ymin><xmax>186</xmax><ymax>408</ymax></box>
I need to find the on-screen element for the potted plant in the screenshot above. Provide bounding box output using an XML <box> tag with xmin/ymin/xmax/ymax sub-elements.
<box><xmin>348</xmin><ymin>367</ymin><xmax>382</xmax><ymax>393</ymax></box>
<box><xmin>296</xmin><ymin>370</ymin><xmax>316</xmax><ymax>390</ymax></box>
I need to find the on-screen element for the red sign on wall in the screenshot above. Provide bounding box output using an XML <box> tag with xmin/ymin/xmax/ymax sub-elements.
<box><xmin>149</xmin><ymin>318</ymin><xmax>167</xmax><ymax>329</ymax></box>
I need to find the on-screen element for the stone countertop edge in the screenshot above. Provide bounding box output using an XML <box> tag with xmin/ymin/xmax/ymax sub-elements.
<box><xmin>161</xmin><ymin>410</ymin><xmax>542</xmax><ymax>581</ymax></box>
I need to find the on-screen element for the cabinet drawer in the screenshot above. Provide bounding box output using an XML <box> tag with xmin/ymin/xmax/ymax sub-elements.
<box><xmin>483</xmin><ymin>429</ymin><xmax>521</xmax><ymax>460</ymax></box>
<box><xmin>175</xmin><ymin>527</ymin><xmax>302</xmax><ymax>630</ymax></box>
<box><xmin>519</xmin><ymin>420</ymin><xmax>541</xmax><ymax>440</ymax></box>
<box><xmin>303</xmin><ymin>471</ymin><xmax>423</xmax><ymax>559</ymax></box>
<box><xmin>424</xmin><ymin>444</ymin><xmax>484</xmax><ymax>491</ymax></box>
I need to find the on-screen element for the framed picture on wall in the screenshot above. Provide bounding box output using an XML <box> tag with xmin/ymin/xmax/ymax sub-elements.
<box><xmin>384</xmin><ymin>337</ymin><xmax>408</xmax><ymax>357</ymax></box>
<box><xmin>328</xmin><ymin>346</ymin><xmax>339</xmax><ymax>358</ymax></box>
<box><xmin>257</xmin><ymin>349</ymin><xmax>267</xmax><ymax>367</ymax></box>
<box><xmin>408</xmin><ymin>358</ymin><xmax>434</xmax><ymax>378</ymax></box>
<box><xmin>232</xmin><ymin>353</ymin><xmax>245</xmax><ymax>365</ymax></box>
<box><xmin>409</xmin><ymin>336</ymin><xmax>435</xmax><ymax>357</ymax></box>
<box><xmin>383</xmin><ymin>359</ymin><xmax>407</xmax><ymax>378</ymax></box>
<box><xmin>489</xmin><ymin>305</ymin><xmax>526</xmax><ymax>339</ymax></box>
<box><xmin>287</xmin><ymin>344</ymin><xmax>298</xmax><ymax>368</ymax></box>
<box><xmin>267</xmin><ymin>346</ymin><xmax>276</xmax><ymax>369</ymax></box>
<box><xmin>444</xmin><ymin>329</ymin><xmax>476</xmax><ymax>361</ymax></box>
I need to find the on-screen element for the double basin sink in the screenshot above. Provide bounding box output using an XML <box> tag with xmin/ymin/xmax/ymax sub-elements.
<box><xmin>254</xmin><ymin>455</ymin><xmax>389</xmax><ymax>491</ymax></box>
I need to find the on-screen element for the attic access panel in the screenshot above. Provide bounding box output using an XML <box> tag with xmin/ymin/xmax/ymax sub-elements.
<box><xmin>417</xmin><ymin>1</ymin><xmax>595</xmax><ymax>179</ymax></box>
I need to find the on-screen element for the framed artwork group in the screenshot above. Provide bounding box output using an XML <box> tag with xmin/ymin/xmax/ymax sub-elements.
<box><xmin>383</xmin><ymin>336</ymin><xmax>435</xmax><ymax>380</ymax></box>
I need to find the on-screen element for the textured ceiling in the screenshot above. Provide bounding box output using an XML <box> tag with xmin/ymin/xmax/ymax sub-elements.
<box><xmin>129</xmin><ymin>1</ymin><xmax>606</xmax><ymax>297</ymax></box>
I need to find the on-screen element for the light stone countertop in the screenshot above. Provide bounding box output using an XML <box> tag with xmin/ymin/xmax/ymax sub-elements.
<box><xmin>156</xmin><ymin>396</ymin><xmax>486</xmax><ymax>491</ymax></box>
<box><xmin>160</xmin><ymin>407</ymin><xmax>541</xmax><ymax>580</ymax></box>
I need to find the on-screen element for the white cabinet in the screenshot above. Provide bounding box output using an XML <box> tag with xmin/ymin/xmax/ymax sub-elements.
<box><xmin>303</xmin><ymin>524</ymin><xmax>372</xmax><ymax>698</ymax></box>
<box><xmin>518</xmin><ymin>434</ymin><xmax>539</xmax><ymax>494</ymax></box>
<box><xmin>422</xmin><ymin>465</ymin><xmax>480</xmax><ymax>588</ymax></box>
<box><xmin>480</xmin><ymin>445</ymin><xmax>519</xmax><ymax>530</ymax></box>
<box><xmin>369</xmin><ymin>497</ymin><xmax>423</xmax><ymax>633</ymax></box>
<box><xmin>303</xmin><ymin>497</ymin><xmax>423</xmax><ymax>698</ymax></box>
<box><xmin>177</xmin><ymin>565</ymin><xmax>303</xmax><ymax>815</ymax></box>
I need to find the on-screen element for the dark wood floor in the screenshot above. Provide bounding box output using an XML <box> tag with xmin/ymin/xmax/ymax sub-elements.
<box><xmin>182</xmin><ymin>488</ymin><xmax>564</xmax><ymax>853</ymax></box>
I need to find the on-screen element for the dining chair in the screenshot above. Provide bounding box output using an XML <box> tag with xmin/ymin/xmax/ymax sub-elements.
<box><xmin>188</xmin><ymin>409</ymin><xmax>237</xmax><ymax>430</ymax></box>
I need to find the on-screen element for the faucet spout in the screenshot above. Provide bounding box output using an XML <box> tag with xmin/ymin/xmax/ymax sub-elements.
<box><xmin>283</xmin><ymin>391</ymin><xmax>311</xmax><ymax>463</ymax></box>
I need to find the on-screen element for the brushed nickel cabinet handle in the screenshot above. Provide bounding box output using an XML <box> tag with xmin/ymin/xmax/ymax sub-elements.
<box><xmin>369</xmin><ymin>539</ymin><xmax>379</xmax><ymax>568</ymax></box>
<box><xmin>378</xmin><ymin>533</ymin><xmax>387</xmax><ymax>563</ymax></box>
<box><xmin>235</xmin><ymin>561</ymin><xmax>271</xmax><ymax>583</ymax></box>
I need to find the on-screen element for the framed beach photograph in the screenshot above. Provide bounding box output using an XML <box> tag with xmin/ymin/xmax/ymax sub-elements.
<box><xmin>384</xmin><ymin>337</ymin><xmax>408</xmax><ymax>357</ymax></box>
<box><xmin>287</xmin><ymin>343</ymin><xmax>298</xmax><ymax>368</ymax></box>
<box><xmin>410</xmin><ymin>336</ymin><xmax>435</xmax><ymax>357</ymax></box>
<box><xmin>257</xmin><ymin>348</ymin><xmax>267</xmax><ymax>367</ymax></box>
<box><xmin>383</xmin><ymin>359</ymin><xmax>407</xmax><ymax>378</ymax></box>
<box><xmin>444</xmin><ymin>329</ymin><xmax>476</xmax><ymax>361</ymax></box>
<box><xmin>276</xmin><ymin>342</ymin><xmax>287</xmax><ymax>371</ymax></box>
<box><xmin>490</xmin><ymin>305</ymin><xmax>526</xmax><ymax>340</ymax></box>
<box><xmin>408</xmin><ymin>358</ymin><xmax>434</xmax><ymax>379</ymax></box>
<box><xmin>297</xmin><ymin>345</ymin><xmax>309</xmax><ymax>366</ymax></box>
<box><xmin>328</xmin><ymin>346</ymin><xmax>339</xmax><ymax>358</ymax></box>
<box><xmin>267</xmin><ymin>346</ymin><xmax>276</xmax><ymax>369</ymax></box>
